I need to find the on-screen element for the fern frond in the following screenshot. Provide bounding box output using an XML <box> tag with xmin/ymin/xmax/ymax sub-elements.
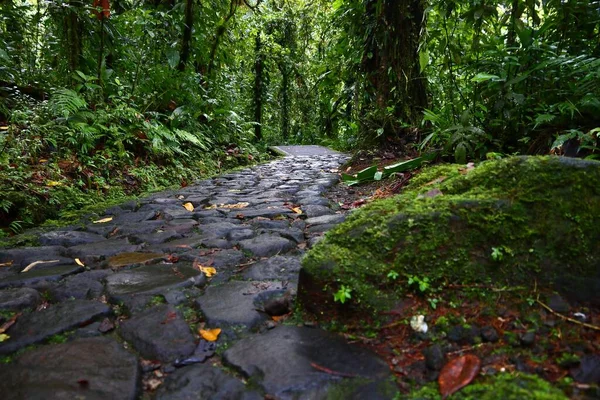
<box><xmin>50</xmin><ymin>89</ymin><xmax>87</xmax><ymax>118</ymax></box>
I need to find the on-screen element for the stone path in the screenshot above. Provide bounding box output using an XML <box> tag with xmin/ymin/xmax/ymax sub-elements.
<box><xmin>0</xmin><ymin>146</ymin><xmax>395</xmax><ymax>400</ymax></box>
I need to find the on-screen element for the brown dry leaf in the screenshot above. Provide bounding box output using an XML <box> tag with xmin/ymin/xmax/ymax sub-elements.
<box><xmin>93</xmin><ymin>217</ymin><xmax>113</xmax><ymax>224</ymax></box>
<box><xmin>199</xmin><ymin>328</ymin><xmax>221</xmax><ymax>342</ymax></box>
<box><xmin>74</xmin><ymin>258</ymin><xmax>85</xmax><ymax>267</ymax></box>
<box><xmin>439</xmin><ymin>354</ymin><xmax>481</xmax><ymax>399</ymax></box>
<box><xmin>220</xmin><ymin>202</ymin><xmax>249</xmax><ymax>209</ymax></box>
<box><xmin>21</xmin><ymin>260</ymin><xmax>59</xmax><ymax>273</ymax></box>
<box><xmin>0</xmin><ymin>313</ymin><xmax>21</xmax><ymax>334</ymax></box>
<box><xmin>0</xmin><ymin>261</ymin><xmax>13</xmax><ymax>268</ymax></box>
<box><xmin>291</xmin><ymin>207</ymin><xmax>302</xmax><ymax>215</ymax></box>
<box><xmin>183</xmin><ymin>202</ymin><xmax>195</xmax><ymax>212</ymax></box>
<box><xmin>192</xmin><ymin>259</ymin><xmax>217</xmax><ymax>277</ymax></box>
<box><xmin>144</xmin><ymin>378</ymin><xmax>162</xmax><ymax>391</ymax></box>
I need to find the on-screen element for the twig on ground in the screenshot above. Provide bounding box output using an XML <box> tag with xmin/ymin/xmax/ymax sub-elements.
<box><xmin>310</xmin><ymin>362</ymin><xmax>358</xmax><ymax>378</ymax></box>
<box><xmin>536</xmin><ymin>299</ymin><xmax>600</xmax><ymax>331</ymax></box>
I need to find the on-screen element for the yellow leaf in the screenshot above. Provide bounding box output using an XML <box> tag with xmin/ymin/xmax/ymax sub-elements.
<box><xmin>200</xmin><ymin>266</ymin><xmax>217</xmax><ymax>277</ymax></box>
<box><xmin>199</xmin><ymin>328</ymin><xmax>221</xmax><ymax>342</ymax></box>
<box><xmin>38</xmin><ymin>159</ymin><xmax>48</xmax><ymax>164</ymax></box>
<box><xmin>93</xmin><ymin>217</ymin><xmax>113</xmax><ymax>224</ymax></box>
<box><xmin>0</xmin><ymin>261</ymin><xmax>13</xmax><ymax>268</ymax></box>
<box><xmin>292</xmin><ymin>207</ymin><xmax>302</xmax><ymax>215</ymax></box>
<box><xmin>0</xmin><ymin>126</ymin><xmax>8</xmax><ymax>131</ymax></box>
<box><xmin>46</xmin><ymin>181</ymin><xmax>63</xmax><ymax>187</ymax></box>
<box><xmin>183</xmin><ymin>202</ymin><xmax>195</xmax><ymax>212</ymax></box>
<box><xmin>75</xmin><ymin>258</ymin><xmax>85</xmax><ymax>267</ymax></box>
<box><xmin>0</xmin><ymin>334</ymin><xmax>9</xmax><ymax>342</ymax></box>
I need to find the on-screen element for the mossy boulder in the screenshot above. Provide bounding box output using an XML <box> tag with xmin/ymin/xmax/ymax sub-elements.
<box><xmin>298</xmin><ymin>156</ymin><xmax>600</xmax><ymax>317</ymax></box>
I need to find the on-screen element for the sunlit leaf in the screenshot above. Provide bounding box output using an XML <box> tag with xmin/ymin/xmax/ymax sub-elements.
<box><xmin>93</xmin><ymin>217</ymin><xmax>113</xmax><ymax>224</ymax></box>
<box><xmin>46</xmin><ymin>181</ymin><xmax>63</xmax><ymax>187</ymax></box>
<box><xmin>0</xmin><ymin>334</ymin><xmax>9</xmax><ymax>342</ymax></box>
<box><xmin>21</xmin><ymin>260</ymin><xmax>59</xmax><ymax>273</ymax></box>
<box><xmin>0</xmin><ymin>313</ymin><xmax>21</xmax><ymax>334</ymax></box>
<box><xmin>199</xmin><ymin>328</ymin><xmax>221</xmax><ymax>342</ymax></box>
<box><xmin>183</xmin><ymin>202</ymin><xmax>194</xmax><ymax>212</ymax></box>
<box><xmin>292</xmin><ymin>207</ymin><xmax>302</xmax><ymax>214</ymax></box>
<box><xmin>75</xmin><ymin>258</ymin><xmax>85</xmax><ymax>267</ymax></box>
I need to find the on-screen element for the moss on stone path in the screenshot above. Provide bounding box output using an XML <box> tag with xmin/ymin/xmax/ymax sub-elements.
<box><xmin>299</xmin><ymin>156</ymin><xmax>600</xmax><ymax>316</ymax></box>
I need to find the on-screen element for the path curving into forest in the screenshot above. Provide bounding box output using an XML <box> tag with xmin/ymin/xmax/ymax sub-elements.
<box><xmin>0</xmin><ymin>146</ymin><xmax>394</xmax><ymax>400</ymax></box>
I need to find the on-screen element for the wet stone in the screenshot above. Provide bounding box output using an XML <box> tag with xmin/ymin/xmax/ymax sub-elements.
<box><xmin>233</xmin><ymin>207</ymin><xmax>293</xmax><ymax>219</ymax></box>
<box><xmin>423</xmin><ymin>344</ymin><xmax>445</xmax><ymax>371</ymax></box>
<box><xmin>242</xmin><ymin>255</ymin><xmax>302</xmax><ymax>282</ymax></box>
<box><xmin>480</xmin><ymin>326</ymin><xmax>500</xmax><ymax>343</ymax></box>
<box><xmin>50</xmin><ymin>270</ymin><xmax>111</xmax><ymax>301</ymax></box>
<box><xmin>0</xmin><ymin>337</ymin><xmax>139</xmax><ymax>400</ymax></box>
<box><xmin>107</xmin><ymin>252</ymin><xmax>167</xmax><ymax>270</ymax></box>
<box><xmin>302</xmin><ymin>205</ymin><xmax>335</xmax><ymax>218</ymax></box>
<box><xmin>0</xmin><ymin>287</ymin><xmax>41</xmax><ymax>311</ymax></box>
<box><xmin>68</xmin><ymin>238</ymin><xmax>142</xmax><ymax>259</ymax></box>
<box><xmin>196</xmin><ymin>281</ymin><xmax>280</xmax><ymax>331</ymax></box>
<box><xmin>305</xmin><ymin>214</ymin><xmax>346</xmax><ymax>226</ymax></box>
<box><xmin>239</xmin><ymin>235</ymin><xmax>295</xmax><ymax>257</ymax></box>
<box><xmin>155</xmin><ymin>364</ymin><xmax>262</xmax><ymax>400</ymax></box>
<box><xmin>223</xmin><ymin>325</ymin><xmax>391</xmax><ymax>399</ymax></box>
<box><xmin>548</xmin><ymin>293</ymin><xmax>570</xmax><ymax>314</ymax></box>
<box><xmin>119</xmin><ymin>304</ymin><xmax>196</xmax><ymax>362</ymax></box>
<box><xmin>0</xmin><ymin>246</ymin><xmax>69</xmax><ymax>269</ymax></box>
<box><xmin>130</xmin><ymin>230</ymin><xmax>183</xmax><ymax>245</ymax></box>
<box><xmin>0</xmin><ymin>265</ymin><xmax>83</xmax><ymax>289</ymax></box>
<box><xmin>0</xmin><ymin>299</ymin><xmax>111</xmax><ymax>355</ymax></box>
<box><xmin>105</xmin><ymin>263</ymin><xmax>203</xmax><ymax>300</ymax></box>
<box><xmin>38</xmin><ymin>230</ymin><xmax>106</xmax><ymax>247</ymax></box>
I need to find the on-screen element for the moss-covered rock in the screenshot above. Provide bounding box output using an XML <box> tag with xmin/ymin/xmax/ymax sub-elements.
<box><xmin>299</xmin><ymin>156</ymin><xmax>600</xmax><ymax>317</ymax></box>
<box><xmin>407</xmin><ymin>372</ymin><xmax>568</xmax><ymax>399</ymax></box>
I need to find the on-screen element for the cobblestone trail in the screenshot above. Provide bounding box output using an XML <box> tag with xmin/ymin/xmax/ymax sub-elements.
<box><xmin>0</xmin><ymin>147</ymin><xmax>394</xmax><ymax>400</ymax></box>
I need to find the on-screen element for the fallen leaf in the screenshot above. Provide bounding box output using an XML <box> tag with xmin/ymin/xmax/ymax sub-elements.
<box><xmin>75</xmin><ymin>258</ymin><xmax>85</xmax><ymax>267</ymax></box>
<box><xmin>292</xmin><ymin>207</ymin><xmax>302</xmax><ymax>214</ymax></box>
<box><xmin>0</xmin><ymin>334</ymin><xmax>9</xmax><ymax>342</ymax></box>
<box><xmin>21</xmin><ymin>260</ymin><xmax>59</xmax><ymax>273</ymax></box>
<box><xmin>93</xmin><ymin>217</ymin><xmax>113</xmax><ymax>224</ymax></box>
<box><xmin>439</xmin><ymin>354</ymin><xmax>481</xmax><ymax>399</ymax></box>
<box><xmin>46</xmin><ymin>180</ymin><xmax>63</xmax><ymax>187</ymax></box>
<box><xmin>183</xmin><ymin>202</ymin><xmax>194</xmax><ymax>212</ymax></box>
<box><xmin>0</xmin><ymin>313</ymin><xmax>21</xmax><ymax>334</ymax></box>
<box><xmin>199</xmin><ymin>328</ymin><xmax>221</xmax><ymax>342</ymax></box>
<box><xmin>144</xmin><ymin>378</ymin><xmax>162</xmax><ymax>391</ymax></box>
<box><xmin>220</xmin><ymin>202</ymin><xmax>249</xmax><ymax>209</ymax></box>
<box><xmin>0</xmin><ymin>261</ymin><xmax>13</xmax><ymax>268</ymax></box>
<box><xmin>193</xmin><ymin>259</ymin><xmax>217</xmax><ymax>277</ymax></box>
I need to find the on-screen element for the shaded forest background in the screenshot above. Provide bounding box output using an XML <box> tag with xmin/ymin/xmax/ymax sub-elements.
<box><xmin>0</xmin><ymin>0</ymin><xmax>599</xmax><ymax>233</ymax></box>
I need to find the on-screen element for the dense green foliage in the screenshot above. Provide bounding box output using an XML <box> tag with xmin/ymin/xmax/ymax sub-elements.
<box><xmin>1</xmin><ymin>0</ymin><xmax>599</xmax><ymax>232</ymax></box>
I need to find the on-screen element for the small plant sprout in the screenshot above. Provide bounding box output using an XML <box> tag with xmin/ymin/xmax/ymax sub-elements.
<box><xmin>333</xmin><ymin>285</ymin><xmax>352</xmax><ymax>304</ymax></box>
<box><xmin>491</xmin><ymin>247</ymin><xmax>504</xmax><ymax>261</ymax></box>
<box><xmin>387</xmin><ymin>270</ymin><xmax>399</xmax><ymax>280</ymax></box>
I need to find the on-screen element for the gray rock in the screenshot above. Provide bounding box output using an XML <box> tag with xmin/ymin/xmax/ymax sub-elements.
<box><xmin>50</xmin><ymin>270</ymin><xmax>111</xmax><ymax>301</ymax></box>
<box><xmin>480</xmin><ymin>326</ymin><xmax>500</xmax><ymax>343</ymax></box>
<box><xmin>119</xmin><ymin>304</ymin><xmax>195</xmax><ymax>362</ymax></box>
<box><xmin>155</xmin><ymin>364</ymin><xmax>262</xmax><ymax>400</ymax></box>
<box><xmin>243</xmin><ymin>256</ymin><xmax>302</xmax><ymax>281</ymax></box>
<box><xmin>547</xmin><ymin>293</ymin><xmax>570</xmax><ymax>314</ymax></box>
<box><xmin>0</xmin><ymin>299</ymin><xmax>111</xmax><ymax>354</ymax></box>
<box><xmin>223</xmin><ymin>325</ymin><xmax>391</xmax><ymax>399</ymax></box>
<box><xmin>297</xmin><ymin>197</ymin><xmax>331</xmax><ymax>207</ymax></box>
<box><xmin>68</xmin><ymin>238</ymin><xmax>142</xmax><ymax>259</ymax></box>
<box><xmin>0</xmin><ymin>287</ymin><xmax>41</xmax><ymax>311</ymax></box>
<box><xmin>305</xmin><ymin>214</ymin><xmax>346</xmax><ymax>226</ymax></box>
<box><xmin>197</xmin><ymin>281</ymin><xmax>282</xmax><ymax>330</ymax></box>
<box><xmin>197</xmin><ymin>223</ymin><xmax>247</xmax><ymax>238</ymax></box>
<box><xmin>520</xmin><ymin>331</ymin><xmax>536</xmax><ymax>346</ymax></box>
<box><xmin>302</xmin><ymin>205</ymin><xmax>335</xmax><ymax>218</ymax></box>
<box><xmin>0</xmin><ymin>337</ymin><xmax>139</xmax><ymax>400</ymax></box>
<box><xmin>130</xmin><ymin>231</ymin><xmax>183</xmax><ymax>245</ymax></box>
<box><xmin>423</xmin><ymin>344</ymin><xmax>445</xmax><ymax>371</ymax></box>
<box><xmin>105</xmin><ymin>263</ymin><xmax>203</xmax><ymax>300</ymax></box>
<box><xmin>0</xmin><ymin>246</ymin><xmax>70</xmax><ymax>269</ymax></box>
<box><xmin>0</xmin><ymin>265</ymin><xmax>83</xmax><ymax>289</ymax></box>
<box><xmin>250</xmin><ymin>220</ymin><xmax>290</xmax><ymax>230</ymax></box>
<box><xmin>227</xmin><ymin>229</ymin><xmax>256</xmax><ymax>242</ymax></box>
<box><xmin>38</xmin><ymin>231</ymin><xmax>106</xmax><ymax>247</ymax></box>
<box><xmin>233</xmin><ymin>207</ymin><xmax>293</xmax><ymax>219</ymax></box>
<box><xmin>239</xmin><ymin>235</ymin><xmax>295</xmax><ymax>257</ymax></box>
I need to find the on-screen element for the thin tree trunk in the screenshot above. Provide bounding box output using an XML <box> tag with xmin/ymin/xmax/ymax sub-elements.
<box><xmin>177</xmin><ymin>0</ymin><xmax>194</xmax><ymax>71</ymax></box>
<box><xmin>253</xmin><ymin>33</ymin><xmax>264</xmax><ymax>141</ymax></box>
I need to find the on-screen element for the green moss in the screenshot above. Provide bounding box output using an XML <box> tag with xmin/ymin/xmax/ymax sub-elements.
<box><xmin>300</xmin><ymin>156</ymin><xmax>600</xmax><ymax>317</ymax></box>
<box><xmin>406</xmin><ymin>373</ymin><xmax>567</xmax><ymax>399</ymax></box>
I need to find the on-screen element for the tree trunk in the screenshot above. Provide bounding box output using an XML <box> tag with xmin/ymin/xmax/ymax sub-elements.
<box><xmin>253</xmin><ymin>33</ymin><xmax>264</xmax><ymax>141</ymax></box>
<box><xmin>362</xmin><ymin>0</ymin><xmax>428</xmax><ymax>138</ymax></box>
<box><xmin>177</xmin><ymin>0</ymin><xmax>194</xmax><ymax>71</ymax></box>
<box><xmin>64</xmin><ymin>0</ymin><xmax>83</xmax><ymax>75</ymax></box>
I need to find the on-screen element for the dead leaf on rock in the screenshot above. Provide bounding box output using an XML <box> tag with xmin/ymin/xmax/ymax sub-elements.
<box><xmin>221</xmin><ymin>202</ymin><xmax>249</xmax><ymax>209</ymax></box>
<box><xmin>183</xmin><ymin>202</ymin><xmax>195</xmax><ymax>212</ymax></box>
<box><xmin>0</xmin><ymin>334</ymin><xmax>9</xmax><ymax>343</ymax></box>
<box><xmin>0</xmin><ymin>261</ymin><xmax>13</xmax><ymax>268</ymax></box>
<box><xmin>75</xmin><ymin>258</ymin><xmax>85</xmax><ymax>267</ymax></box>
<box><xmin>439</xmin><ymin>354</ymin><xmax>481</xmax><ymax>399</ymax></box>
<box><xmin>21</xmin><ymin>260</ymin><xmax>59</xmax><ymax>273</ymax></box>
<box><xmin>0</xmin><ymin>313</ymin><xmax>21</xmax><ymax>334</ymax></box>
<box><xmin>291</xmin><ymin>207</ymin><xmax>302</xmax><ymax>214</ymax></box>
<box><xmin>199</xmin><ymin>328</ymin><xmax>221</xmax><ymax>342</ymax></box>
<box><xmin>93</xmin><ymin>217</ymin><xmax>113</xmax><ymax>224</ymax></box>
<box><xmin>144</xmin><ymin>378</ymin><xmax>162</xmax><ymax>391</ymax></box>
<box><xmin>193</xmin><ymin>259</ymin><xmax>217</xmax><ymax>277</ymax></box>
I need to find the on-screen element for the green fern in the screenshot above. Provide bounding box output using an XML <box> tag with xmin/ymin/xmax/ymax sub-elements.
<box><xmin>50</xmin><ymin>89</ymin><xmax>87</xmax><ymax>119</ymax></box>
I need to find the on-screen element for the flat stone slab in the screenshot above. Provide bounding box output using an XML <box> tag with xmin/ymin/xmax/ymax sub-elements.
<box><xmin>68</xmin><ymin>238</ymin><xmax>142</xmax><ymax>259</ymax></box>
<box><xmin>0</xmin><ymin>337</ymin><xmax>139</xmax><ymax>400</ymax></box>
<box><xmin>0</xmin><ymin>265</ymin><xmax>84</xmax><ymax>289</ymax></box>
<box><xmin>223</xmin><ymin>325</ymin><xmax>392</xmax><ymax>399</ymax></box>
<box><xmin>239</xmin><ymin>234</ymin><xmax>295</xmax><ymax>257</ymax></box>
<box><xmin>305</xmin><ymin>214</ymin><xmax>346</xmax><ymax>226</ymax></box>
<box><xmin>0</xmin><ymin>287</ymin><xmax>41</xmax><ymax>311</ymax></box>
<box><xmin>38</xmin><ymin>230</ymin><xmax>106</xmax><ymax>247</ymax></box>
<box><xmin>242</xmin><ymin>255</ymin><xmax>302</xmax><ymax>282</ymax></box>
<box><xmin>155</xmin><ymin>364</ymin><xmax>262</xmax><ymax>400</ymax></box>
<box><xmin>105</xmin><ymin>263</ymin><xmax>203</xmax><ymax>299</ymax></box>
<box><xmin>271</xmin><ymin>145</ymin><xmax>342</xmax><ymax>157</ymax></box>
<box><xmin>0</xmin><ymin>299</ymin><xmax>111</xmax><ymax>354</ymax></box>
<box><xmin>0</xmin><ymin>246</ymin><xmax>71</xmax><ymax>269</ymax></box>
<box><xmin>197</xmin><ymin>281</ymin><xmax>283</xmax><ymax>330</ymax></box>
<box><xmin>119</xmin><ymin>304</ymin><xmax>196</xmax><ymax>362</ymax></box>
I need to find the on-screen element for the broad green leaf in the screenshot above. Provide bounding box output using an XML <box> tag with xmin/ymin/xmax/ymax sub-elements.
<box><xmin>419</xmin><ymin>49</ymin><xmax>429</xmax><ymax>72</ymax></box>
<box><xmin>356</xmin><ymin>165</ymin><xmax>378</xmax><ymax>181</ymax></box>
<box><xmin>471</xmin><ymin>73</ymin><xmax>500</xmax><ymax>83</ymax></box>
